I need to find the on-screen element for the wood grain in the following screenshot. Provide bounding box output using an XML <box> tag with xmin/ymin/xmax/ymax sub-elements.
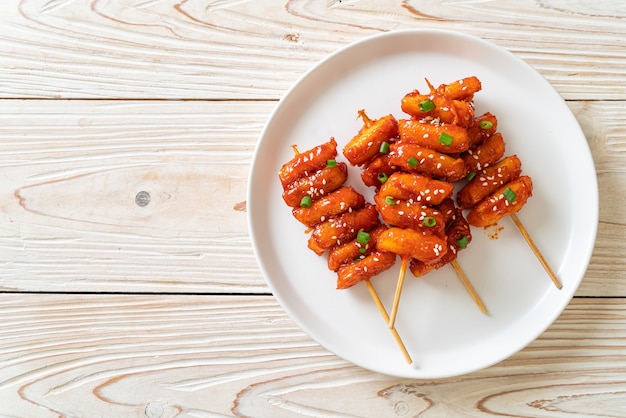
<box><xmin>0</xmin><ymin>100</ymin><xmax>273</xmax><ymax>293</ymax></box>
<box><xmin>0</xmin><ymin>99</ymin><xmax>623</xmax><ymax>296</ymax></box>
<box><xmin>1</xmin><ymin>294</ymin><xmax>626</xmax><ymax>417</ymax></box>
<box><xmin>1</xmin><ymin>1</ymin><xmax>624</xmax><ymax>100</ymax></box>
<box><xmin>1</xmin><ymin>2</ymin><xmax>625</xmax><ymax>416</ymax></box>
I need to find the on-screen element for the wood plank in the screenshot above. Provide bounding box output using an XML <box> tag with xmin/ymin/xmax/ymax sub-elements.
<box><xmin>1</xmin><ymin>1</ymin><xmax>625</xmax><ymax>100</ymax></box>
<box><xmin>0</xmin><ymin>99</ymin><xmax>624</xmax><ymax>295</ymax></box>
<box><xmin>0</xmin><ymin>100</ymin><xmax>274</xmax><ymax>293</ymax></box>
<box><xmin>0</xmin><ymin>294</ymin><xmax>625</xmax><ymax>417</ymax></box>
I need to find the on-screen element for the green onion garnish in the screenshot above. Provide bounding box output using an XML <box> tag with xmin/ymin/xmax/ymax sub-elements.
<box><xmin>356</xmin><ymin>230</ymin><xmax>371</xmax><ymax>245</ymax></box>
<box><xmin>326</xmin><ymin>159</ymin><xmax>337</xmax><ymax>167</ymax></box>
<box><xmin>419</xmin><ymin>99</ymin><xmax>436</xmax><ymax>112</ymax></box>
<box><xmin>438</xmin><ymin>132</ymin><xmax>453</xmax><ymax>146</ymax></box>
<box><xmin>480</xmin><ymin>120</ymin><xmax>494</xmax><ymax>130</ymax></box>
<box><xmin>466</xmin><ymin>171</ymin><xmax>477</xmax><ymax>181</ymax></box>
<box><xmin>385</xmin><ymin>196</ymin><xmax>396</xmax><ymax>206</ymax></box>
<box><xmin>300</xmin><ymin>195</ymin><xmax>312</xmax><ymax>208</ymax></box>
<box><xmin>379</xmin><ymin>141</ymin><xmax>390</xmax><ymax>154</ymax></box>
<box><xmin>377</xmin><ymin>172</ymin><xmax>389</xmax><ymax>184</ymax></box>
<box><xmin>457</xmin><ymin>236</ymin><xmax>469</xmax><ymax>249</ymax></box>
<box><xmin>504</xmin><ymin>187</ymin><xmax>517</xmax><ymax>203</ymax></box>
<box><xmin>407</xmin><ymin>156</ymin><xmax>419</xmax><ymax>168</ymax></box>
<box><xmin>423</xmin><ymin>216</ymin><xmax>437</xmax><ymax>227</ymax></box>
<box><xmin>358</xmin><ymin>247</ymin><xmax>367</xmax><ymax>254</ymax></box>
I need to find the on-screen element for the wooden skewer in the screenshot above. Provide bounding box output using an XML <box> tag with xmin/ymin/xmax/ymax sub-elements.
<box><xmin>451</xmin><ymin>260</ymin><xmax>487</xmax><ymax>314</ymax></box>
<box><xmin>388</xmin><ymin>256</ymin><xmax>409</xmax><ymax>329</ymax></box>
<box><xmin>364</xmin><ymin>279</ymin><xmax>413</xmax><ymax>364</ymax></box>
<box><xmin>510</xmin><ymin>213</ymin><xmax>563</xmax><ymax>289</ymax></box>
<box><xmin>288</xmin><ymin>148</ymin><xmax>414</xmax><ymax>363</ymax></box>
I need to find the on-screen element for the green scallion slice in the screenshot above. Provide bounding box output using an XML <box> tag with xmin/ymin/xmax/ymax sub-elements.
<box><xmin>466</xmin><ymin>171</ymin><xmax>477</xmax><ymax>181</ymax></box>
<box><xmin>504</xmin><ymin>187</ymin><xmax>517</xmax><ymax>203</ymax></box>
<box><xmin>423</xmin><ymin>216</ymin><xmax>437</xmax><ymax>227</ymax></box>
<box><xmin>379</xmin><ymin>141</ymin><xmax>390</xmax><ymax>154</ymax></box>
<box><xmin>480</xmin><ymin>120</ymin><xmax>494</xmax><ymax>130</ymax></box>
<box><xmin>377</xmin><ymin>172</ymin><xmax>389</xmax><ymax>184</ymax></box>
<box><xmin>457</xmin><ymin>236</ymin><xmax>469</xmax><ymax>249</ymax></box>
<box><xmin>300</xmin><ymin>195</ymin><xmax>312</xmax><ymax>208</ymax></box>
<box><xmin>385</xmin><ymin>196</ymin><xmax>397</xmax><ymax>206</ymax></box>
<box><xmin>356</xmin><ymin>230</ymin><xmax>371</xmax><ymax>245</ymax></box>
<box><xmin>326</xmin><ymin>159</ymin><xmax>337</xmax><ymax>167</ymax></box>
<box><xmin>419</xmin><ymin>99</ymin><xmax>436</xmax><ymax>112</ymax></box>
<box><xmin>407</xmin><ymin>156</ymin><xmax>419</xmax><ymax>168</ymax></box>
<box><xmin>358</xmin><ymin>247</ymin><xmax>367</xmax><ymax>254</ymax></box>
<box><xmin>438</xmin><ymin>132</ymin><xmax>453</xmax><ymax>146</ymax></box>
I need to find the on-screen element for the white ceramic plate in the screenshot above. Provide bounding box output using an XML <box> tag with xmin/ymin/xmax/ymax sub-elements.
<box><xmin>247</xmin><ymin>29</ymin><xmax>598</xmax><ymax>378</ymax></box>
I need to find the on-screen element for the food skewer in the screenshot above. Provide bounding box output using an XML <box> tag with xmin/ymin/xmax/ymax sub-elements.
<box><xmin>280</xmin><ymin>140</ymin><xmax>413</xmax><ymax>363</ymax></box>
<box><xmin>344</xmin><ymin>102</ymin><xmax>487</xmax><ymax>321</ymax></box>
<box><xmin>510</xmin><ymin>213</ymin><xmax>562</xmax><ymax>289</ymax></box>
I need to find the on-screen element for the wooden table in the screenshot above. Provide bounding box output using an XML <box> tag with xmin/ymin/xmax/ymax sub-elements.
<box><xmin>1</xmin><ymin>2</ymin><xmax>624</xmax><ymax>416</ymax></box>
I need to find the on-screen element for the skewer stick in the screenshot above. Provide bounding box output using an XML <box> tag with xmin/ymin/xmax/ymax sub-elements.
<box><xmin>510</xmin><ymin>213</ymin><xmax>563</xmax><ymax>289</ymax></box>
<box><xmin>388</xmin><ymin>256</ymin><xmax>409</xmax><ymax>329</ymax></box>
<box><xmin>364</xmin><ymin>279</ymin><xmax>413</xmax><ymax>364</ymax></box>
<box><xmin>451</xmin><ymin>260</ymin><xmax>487</xmax><ymax>314</ymax></box>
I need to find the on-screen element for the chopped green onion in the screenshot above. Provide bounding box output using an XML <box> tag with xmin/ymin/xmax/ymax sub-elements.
<box><xmin>385</xmin><ymin>196</ymin><xmax>397</xmax><ymax>206</ymax></box>
<box><xmin>480</xmin><ymin>120</ymin><xmax>494</xmax><ymax>130</ymax></box>
<box><xmin>326</xmin><ymin>159</ymin><xmax>337</xmax><ymax>167</ymax></box>
<box><xmin>503</xmin><ymin>187</ymin><xmax>517</xmax><ymax>203</ymax></box>
<box><xmin>466</xmin><ymin>171</ymin><xmax>477</xmax><ymax>181</ymax></box>
<box><xmin>356</xmin><ymin>230</ymin><xmax>371</xmax><ymax>245</ymax></box>
<box><xmin>419</xmin><ymin>99</ymin><xmax>436</xmax><ymax>112</ymax></box>
<box><xmin>300</xmin><ymin>195</ymin><xmax>312</xmax><ymax>208</ymax></box>
<box><xmin>423</xmin><ymin>216</ymin><xmax>437</xmax><ymax>227</ymax></box>
<box><xmin>407</xmin><ymin>156</ymin><xmax>419</xmax><ymax>168</ymax></box>
<box><xmin>377</xmin><ymin>172</ymin><xmax>389</xmax><ymax>184</ymax></box>
<box><xmin>438</xmin><ymin>132</ymin><xmax>453</xmax><ymax>146</ymax></box>
<box><xmin>379</xmin><ymin>141</ymin><xmax>390</xmax><ymax>154</ymax></box>
<box><xmin>457</xmin><ymin>236</ymin><xmax>469</xmax><ymax>249</ymax></box>
<box><xmin>358</xmin><ymin>247</ymin><xmax>367</xmax><ymax>254</ymax></box>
